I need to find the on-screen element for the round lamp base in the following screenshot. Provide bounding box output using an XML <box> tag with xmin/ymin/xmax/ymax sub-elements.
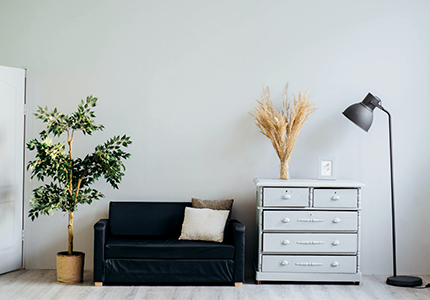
<box><xmin>386</xmin><ymin>275</ymin><xmax>422</xmax><ymax>287</ymax></box>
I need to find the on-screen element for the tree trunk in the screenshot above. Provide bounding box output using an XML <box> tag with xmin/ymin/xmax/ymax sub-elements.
<box><xmin>68</xmin><ymin>211</ymin><xmax>74</xmax><ymax>255</ymax></box>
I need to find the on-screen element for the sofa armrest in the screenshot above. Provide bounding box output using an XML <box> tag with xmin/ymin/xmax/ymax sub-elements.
<box><xmin>94</xmin><ymin>219</ymin><xmax>109</xmax><ymax>283</ymax></box>
<box><xmin>231</xmin><ymin>219</ymin><xmax>245</xmax><ymax>283</ymax></box>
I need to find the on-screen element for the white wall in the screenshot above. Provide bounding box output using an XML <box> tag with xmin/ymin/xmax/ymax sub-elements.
<box><xmin>1</xmin><ymin>0</ymin><xmax>429</xmax><ymax>276</ymax></box>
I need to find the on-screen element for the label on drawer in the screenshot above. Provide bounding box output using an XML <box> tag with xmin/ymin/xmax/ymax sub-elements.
<box><xmin>314</xmin><ymin>189</ymin><xmax>358</xmax><ymax>208</ymax></box>
<box><xmin>263</xmin><ymin>233</ymin><xmax>358</xmax><ymax>253</ymax></box>
<box><xmin>262</xmin><ymin>255</ymin><xmax>357</xmax><ymax>273</ymax></box>
<box><xmin>263</xmin><ymin>187</ymin><xmax>309</xmax><ymax>207</ymax></box>
<box><xmin>263</xmin><ymin>211</ymin><xmax>358</xmax><ymax>231</ymax></box>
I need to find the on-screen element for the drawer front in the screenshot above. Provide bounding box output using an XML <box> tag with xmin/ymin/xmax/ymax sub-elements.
<box><xmin>263</xmin><ymin>187</ymin><xmax>309</xmax><ymax>207</ymax></box>
<box><xmin>262</xmin><ymin>255</ymin><xmax>357</xmax><ymax>273</ymax></box>
<box><xmin>263</xmin><ymin>233</ymin><xmax>358</xmax><ymax>253</ymax></box>
<box><xmin>263</xmin><ymin>211</ymin><xmax>357</xmax><ymax>231</ymax></box>
<box><xmin>314</xmin><ymin>189</ymin><xmax>358</xmax><ymax>208</ymax></box>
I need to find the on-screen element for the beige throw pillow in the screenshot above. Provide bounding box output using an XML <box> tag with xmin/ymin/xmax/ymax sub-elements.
<box><xmin>192</xmin><ymin>198</ymin><xmax>234</xmax><ymax>238</ymax></box>
<box><xmin>179</xmin><ymin>207</ymin><xmax>229</xmax><ymax>243</ymax></box>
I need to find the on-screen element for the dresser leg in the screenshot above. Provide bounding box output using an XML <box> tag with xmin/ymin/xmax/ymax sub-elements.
<box><xmin>257</xmin><ymin>281</ymin><xmax>261</xmax><ymax>285</ymax></box>
<box><xmin>94</xmin><ymin>282</ymin><xmax>103</xmax><ymax>286</ymax></box>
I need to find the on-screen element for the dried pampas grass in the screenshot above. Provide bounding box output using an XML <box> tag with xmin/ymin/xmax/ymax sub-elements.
<box><xmin>250</xmin><ymin>83</ymin><xmax>316</xmax><ymax>179</ymax></box>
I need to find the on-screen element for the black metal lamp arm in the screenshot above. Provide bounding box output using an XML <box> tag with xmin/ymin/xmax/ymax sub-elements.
<box><xmin>378</xmin><ymin>107</ymin><xmax>397</xmax><ymax>277</ymax></box>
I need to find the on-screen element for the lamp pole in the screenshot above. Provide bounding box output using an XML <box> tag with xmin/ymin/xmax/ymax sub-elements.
<box><xmin>379</xmin><ymin>107</ymin><xmax>397</xmax><ymax>277</ymax></box>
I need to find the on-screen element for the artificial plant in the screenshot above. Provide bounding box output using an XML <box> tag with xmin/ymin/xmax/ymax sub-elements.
<box><xmin>27</xmin><ymin>95</ymin><xmax>132</xmax><ymax>255</ymax></box>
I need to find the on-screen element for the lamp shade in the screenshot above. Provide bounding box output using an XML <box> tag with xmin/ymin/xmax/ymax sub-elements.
<box><xmin>342</xmin><ymin>93</ymin><xmax>380</xmax><ymax>132</ymax></box>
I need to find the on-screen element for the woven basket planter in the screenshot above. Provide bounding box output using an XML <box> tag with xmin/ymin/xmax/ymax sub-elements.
<box><xmin>56</xmin><ymin>251</ymin><xmax>85</xmax><ymax>284</ymax></box>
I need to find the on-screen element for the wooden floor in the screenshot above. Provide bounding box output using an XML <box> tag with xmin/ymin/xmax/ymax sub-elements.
<box><xmin>1</xmin><ymin>270</ymin><xmax>430</xmax><ymax>300</ymax></box>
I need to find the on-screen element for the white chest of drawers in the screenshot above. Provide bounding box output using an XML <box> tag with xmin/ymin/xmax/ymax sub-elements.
<box><xmin>254</xmin><ymin>178</ymin><xmax>364</xmax><ymax>284</ymax></box>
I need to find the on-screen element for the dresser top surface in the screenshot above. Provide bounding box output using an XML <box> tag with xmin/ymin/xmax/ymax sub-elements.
<box><xmin>254</xmin><ymin>178</ymin><xmax>365</xmax><ymax>188</ymax></box>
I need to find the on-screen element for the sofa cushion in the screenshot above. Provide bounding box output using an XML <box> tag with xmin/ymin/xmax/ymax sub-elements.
<box><xmin>109</xmin><ymin>202</ymin><xmax>190</xmax><ymax>236</ymax></box>
<box><xmin>105</xmin><ymin>236</ymin><xmax>235</xmax><ymax>259</ymax></box>
<box><xmin>191</xmin><ymin>198</ymin><xmax>234</xmax><ymax>211</ymax></box>
<box><xmin>179</xmin><ymin>207</ymin><xmax>229</xmax><ymax>243</ymax></box>
<box><xmin>192</xmin><ymin>198</ymin><xmax>234</xmax><ymax>238</ymax></box>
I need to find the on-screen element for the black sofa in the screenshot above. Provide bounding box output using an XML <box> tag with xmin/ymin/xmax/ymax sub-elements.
<box><xmin>94</xmin><ymin>201</ymin><xmax>245</xmax><ymax>286</ymax></box>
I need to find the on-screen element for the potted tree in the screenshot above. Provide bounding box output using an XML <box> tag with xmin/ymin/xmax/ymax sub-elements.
<box><xmin>27</xmin><ymin>95</ymin><xmax>132</xmax><ymax>284</ymax></box>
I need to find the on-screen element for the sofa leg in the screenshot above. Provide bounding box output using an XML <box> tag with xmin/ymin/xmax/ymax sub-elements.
<box><xmin>94</xmin><ymin>282</ymin><xmax>103</xmax><ymax>286</ymax></box>
<box><xmin>234</xmin><ymin>282</ymin><xmax>242</xmax><ymax>287</ymax></box>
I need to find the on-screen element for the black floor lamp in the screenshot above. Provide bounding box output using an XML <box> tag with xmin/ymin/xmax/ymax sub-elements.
<box><xmin>343</xmin><ymin>93</ymin><xmax>423</xmax><ymax>287</ymax></box>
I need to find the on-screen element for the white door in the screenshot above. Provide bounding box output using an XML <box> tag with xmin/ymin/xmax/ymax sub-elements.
<box><xmin>0</xmin><ymin>65</ymin><xmax>25</xmax><ymax>274</ymax></box>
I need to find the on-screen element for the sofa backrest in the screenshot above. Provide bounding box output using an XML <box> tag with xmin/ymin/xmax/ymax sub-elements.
<box><xmin>109</xmin><ymin>201</ymin><xmax>191</xmax><ymax>236</ymax></box>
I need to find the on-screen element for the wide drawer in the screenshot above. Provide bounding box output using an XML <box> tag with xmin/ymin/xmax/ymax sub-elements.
<box><xmin>262</xmin><ymin>255</ymin><xmax>357</xmax><ymax>273</ymax></box>
<box><xmin>314</xmin><ymin>189</ymin><xmax>358</xmax><ymax>208</ymax></box>
<box><xmin>263</xmin><ymin>211</ymin><xmax>358</xmax><ymax>231</ymax></box>
<box><xmin>263</xmin><ymin>187</ymin><xmax>309</xmax><ymax>207</ymax></box>
<box><xmin>263</xmin><ymin>233</ymin><xmax>358</xmax><ymax>253</ymax></box>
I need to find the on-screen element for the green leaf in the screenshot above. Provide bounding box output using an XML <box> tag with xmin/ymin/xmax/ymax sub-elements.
<box><xmin>27</xmin><ymin>95</ymin><xmax>132</xmax><ymax>225</ymax></box>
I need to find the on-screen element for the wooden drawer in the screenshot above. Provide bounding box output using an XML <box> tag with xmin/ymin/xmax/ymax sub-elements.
<box><xmin>314</xmin><ymin>189</ymin><xmax>358</xmax><ymax>208</ymax></box>
<box><xmin>262</xmin><ymin>255</ymin><xmax>357</xmax><ymax>273</ymax></box>
<box><xmin>263</xmin><ymin>233</ymin><xmax>357</xmax><ymax>253</ymax></box>
<box><xmin>263</xmin><ymin>187</ymin><xmax>309</xmax><ymax>207</ymax></box>
<box><xmin>263</xmin><ymin>210</ymin><xmax>357</xmax><ymax>232</ymax></box>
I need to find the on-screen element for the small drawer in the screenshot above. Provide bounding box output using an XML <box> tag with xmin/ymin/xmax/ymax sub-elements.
<box><xmin>262</xmin><ymin>255</ymin><xmax>357</xmax><ymax>273</ymax></box>
<box><xmin>263</xmin><ymin>187</ymin><xmax>309</xmax><ymax>207</ymax></box>
<box><xmin>263</xmin><ymin>233</ymin><xmax>358</xmax><ymax>254</ymax></box>
<box><xmin>314</xmin><ymin>189</ymin><xmax>358</xmax><ymax>208</ymax></box>
<box><xmin>263</xmin><ymin>210</ymin><xmax>357</xmax><ymax>232</ymax></box>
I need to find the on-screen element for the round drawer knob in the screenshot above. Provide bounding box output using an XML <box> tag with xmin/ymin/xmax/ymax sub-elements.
<box><xmin>280</xmin><ymin>260</ymin><xmax>289</xmax><ymax>266</ymax></box>
<box><xmin>282</xmin><ymin>239</ymin><xmax>290</xmax><ymax>245</ymax></box>
<box><xmin>282</xmin><ymin>217</ymin><xmax>291</xmax><ymax>223</ymax></box>
<box><xmin>331</xmin><ymin>240</ymin><xmax>341</xmax><ymax>246</ymax></box>
<box><xmin>332</xmin><ymin>218</ymin><xmax>341</xmax><ymax>223</ymax></box>
<box><xmin>282</xmin><ymin>195</ymin><xmax>292</xmax><ymax>199</ymax></box>
<box><xmin>331</xmin><ymin>261</ymin><xmax>340</xmax><ymax>267</ymax></box>
<box><xmin>331</xmin><ymin>195</ymin><xmax>341</xmax><ymax>200</ymax></box>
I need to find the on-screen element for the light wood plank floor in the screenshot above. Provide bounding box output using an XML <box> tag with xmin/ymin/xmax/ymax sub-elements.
<box><xmin>1</xmin><ymin>270</ymin><xmax>430</xmax><ymax>300</ymax></box>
